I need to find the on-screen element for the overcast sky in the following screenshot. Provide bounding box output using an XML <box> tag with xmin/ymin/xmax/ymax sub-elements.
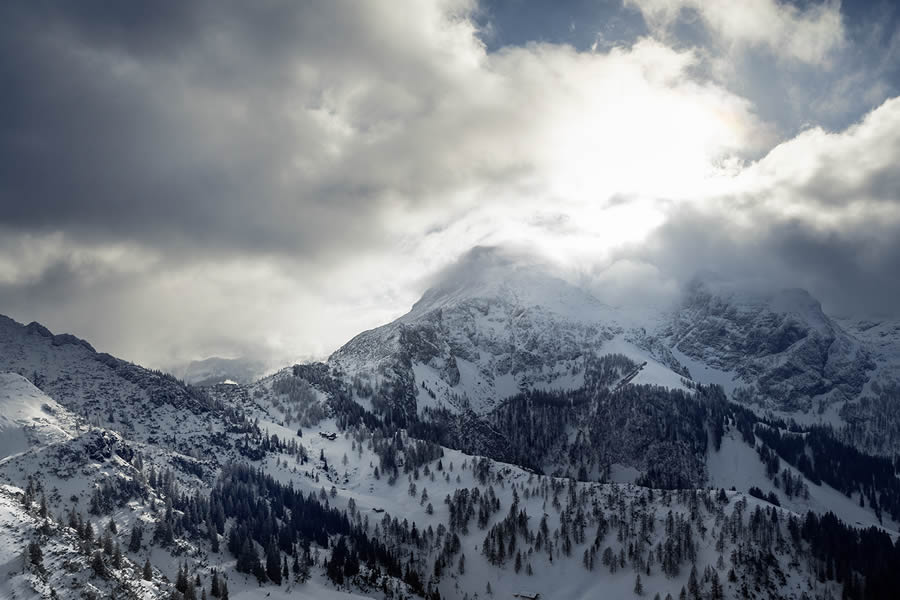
<box><xmin>1</xmin><ymin>0</ymin><xmax>899</xmax><ymax>370</ymax></box>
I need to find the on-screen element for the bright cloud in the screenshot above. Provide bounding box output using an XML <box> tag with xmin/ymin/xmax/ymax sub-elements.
<box><xmin>629</xmin><ymin>0</ymin><xmax>845</xmax><ymax>66</ymax></box>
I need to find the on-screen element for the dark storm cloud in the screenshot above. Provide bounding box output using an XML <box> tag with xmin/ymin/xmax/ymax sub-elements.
<box><xmin>0</xmin><ymin>1</ymin><xmax>459</xmax><ymax>260</ymax></box>
<box><xmin>0</xmin><ymin>2</ymin><xmax>278</xmax><ymax>251</ymax></box>
<box><xmin>628</xmin><ymin>206</ymin><xmax>900</xmax><ymax>317</ymax></box>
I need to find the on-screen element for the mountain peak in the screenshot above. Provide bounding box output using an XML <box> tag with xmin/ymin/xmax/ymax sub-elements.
<box><xmin>407</xmin><ymin>245</ymin><xmax>608</xmax><ymax>321</ymax></box>
<box><xmin>685</xmin><ymin>278</ymin><xmax>829</xmax><ymax>332</ymax></box>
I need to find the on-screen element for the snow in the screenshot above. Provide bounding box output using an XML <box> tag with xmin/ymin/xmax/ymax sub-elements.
<box><xmin>602</xmin><ymin>336</ymin><xmax>692</xmax><ymax>393</ymax></box>
<box><xmin>707</xmin><ymin>429</ymin><xmax>898</xmax><ymax>535</ymax></box>
<box><xmin>229</xmin><ymin>574</ymin><xmax>374</xmax><ymax>600</ymax></box>
<box><xmin>240</xmin><ymin>397</ymin><xmax>832</xmax><ymax>600</ymax></box>
<box><xmin>0</xmin><ymin>373</ymin><xmax>72</xmax><ymax>462</ymax></box>
<box><xmin>608</xmin><ymin>463</ymin><xmax>640</xmax><ymax>484</ymax></box>
<box><xmin>0</xmin><ymin>485</ymin><xmax>32</xmax><ymax>599</ymax></box>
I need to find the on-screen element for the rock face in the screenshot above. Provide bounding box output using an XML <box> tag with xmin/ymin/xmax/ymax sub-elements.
<box><xmin>665</xmin><ymin>280</ymin><xmax>874</xmax><ymax>410</ymax></box>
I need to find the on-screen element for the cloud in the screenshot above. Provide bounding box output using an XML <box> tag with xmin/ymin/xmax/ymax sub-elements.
<box><xmin>628</xmin><ymin>0</ymin><xmax>845</xmax><ymax>66</ymax></box>
<box><xmin>600</xmin><ymin>96</ymin><xmax>900</xmax><ymax>316</ymax></box>
<box><xmin>0</xmin><ymin>0</ymin><xmax>896</xmax><ymax>369</ymax></box>
<box><xmin>0</xmin><ymin>0</ymin><xmax>777</xmax><ymax>367</ymax></box>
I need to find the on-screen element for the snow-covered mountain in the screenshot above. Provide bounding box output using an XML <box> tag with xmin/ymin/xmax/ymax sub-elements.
<box><xmin>662</xmin><ymin>280</ymin><xmax>874</xmax><ymax>412</ymax></box>
<box><xmin>329</xmin><ymin>248</ymin><xmax>689</xmax><ymax>419</ymax></box>
<box><xmin>3</xmin><ymin>250</ymin><xmax>900</xmax><ymax>600</ymax></box>
<box><xmin>0</xmin><ymin>314</ymin><xmax>217</xmax><ymax>426</ymax></box>
<box><xmin>324</xmin><ymin>249</ymin><xmax>890</xmax><ymax>440</ymax></box>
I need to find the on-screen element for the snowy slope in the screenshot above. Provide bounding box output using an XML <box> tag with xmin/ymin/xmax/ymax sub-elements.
<box><xmin>0</xmin><ymin>482</ymin><xmax>171</xmax><ymax>600</ymax></box>
<box><xmin>248</xmin><ymin>411</ymin><xmax>843</xmax><ymax>600</ymax></box>
<box><xmin>0</xmin><ymin>373</ymin><xmax>74</xmax><ymax>463</ymax></box>
<box><xmin>0</xmin><ymin>310</ymin><xmax>891</xmax><ymax>599</ymax></box>
<box><xmin>706</xmin><ymin>429</ymin><xmax>897</xmax><ymax>535</ymax></box>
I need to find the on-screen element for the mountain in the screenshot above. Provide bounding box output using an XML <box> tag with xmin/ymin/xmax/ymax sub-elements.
<box><xmin>3</xmin><ymin>252</ymin><xmax>900</xmax><ymax>599</ymax></box>
<box><xmin>173</xmin><ymin>356</ymin><xmax>271</xmax><ymax>386</ymax></box>
<box><xmin>0</xmin><ymin>314</ymin><xmax>217</xmax><ymax>424</ymax></box>
<box><xmin>262</xmin><ymin>250</ymin><xmax>900</xmax><ymax>512</ymax></box>
<box><xmin>329</xmin><ymin>247</ymin><xmax>689</xmax><ymax>420</ymax></box>
<box><xmin>661</xmin><ymin>279</ymin><xmax>875</xmax><ymax>412</ymax></box>
<box><xmin>324</xmin><ymin>250</ymin><xmax>889</xmax><ymax>445</ymax></box>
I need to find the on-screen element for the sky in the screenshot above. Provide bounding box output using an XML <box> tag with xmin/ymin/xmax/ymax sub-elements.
<box><xmin>1</xmin><ymin>0</ymin><xmax>899</xmax><ymax>370</ymax></box>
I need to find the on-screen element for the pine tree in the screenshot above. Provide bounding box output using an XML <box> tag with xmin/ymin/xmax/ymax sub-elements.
<box><xmin>266</xmin><ymin>539</ymin><xmax>282</xmax><ymax>584</ymax></box>
<box><xmin>297</xmin><ymin>550</ymin><xmax>311</xmax><ymax>583</ymax></box>
<box><xmin>91</xmin><ymin>551</ymin><xmax>106</xmax><ymax>579</ymax></box>
<box><xmin>634</xmin><ymin>573</ymin><xmax>644</xmax><ymax>595</ymax></box>
<box><xmin>28</xmin><ymin>541</ymin><xmax>43</xmax><ymax>567</ymax></box>
<box><xmin>143</xmin><ymin>559</ymin><xmax>153</xmax><ymax>581</ymax></box>
<box><xmin>209</xmin><ymin>522</ymin><xmax>219</xmax><ymax>553</ymax></box>
<box><xmin>710</xmin><ymin>571</ymin><xmax>724</xmax><ymax>600</ymax></box>
<box><xmin>237</xmin><ymin>539</ymin><xmax>262</xmax><ymax>578</ymax></box>
<box><xmin>129</xmin><ymin>523</ymin><xmax>143</xmax><ymax>552</ymax></box>
<box><xmin>688</xmin><ymin>565</ymin><xmax>700</xmax><ymax>600</ymax></box>
<box><xmin>176</xmin><ymin>563</ymin><xmax>188</xmax><ymax>592</ymax></box>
